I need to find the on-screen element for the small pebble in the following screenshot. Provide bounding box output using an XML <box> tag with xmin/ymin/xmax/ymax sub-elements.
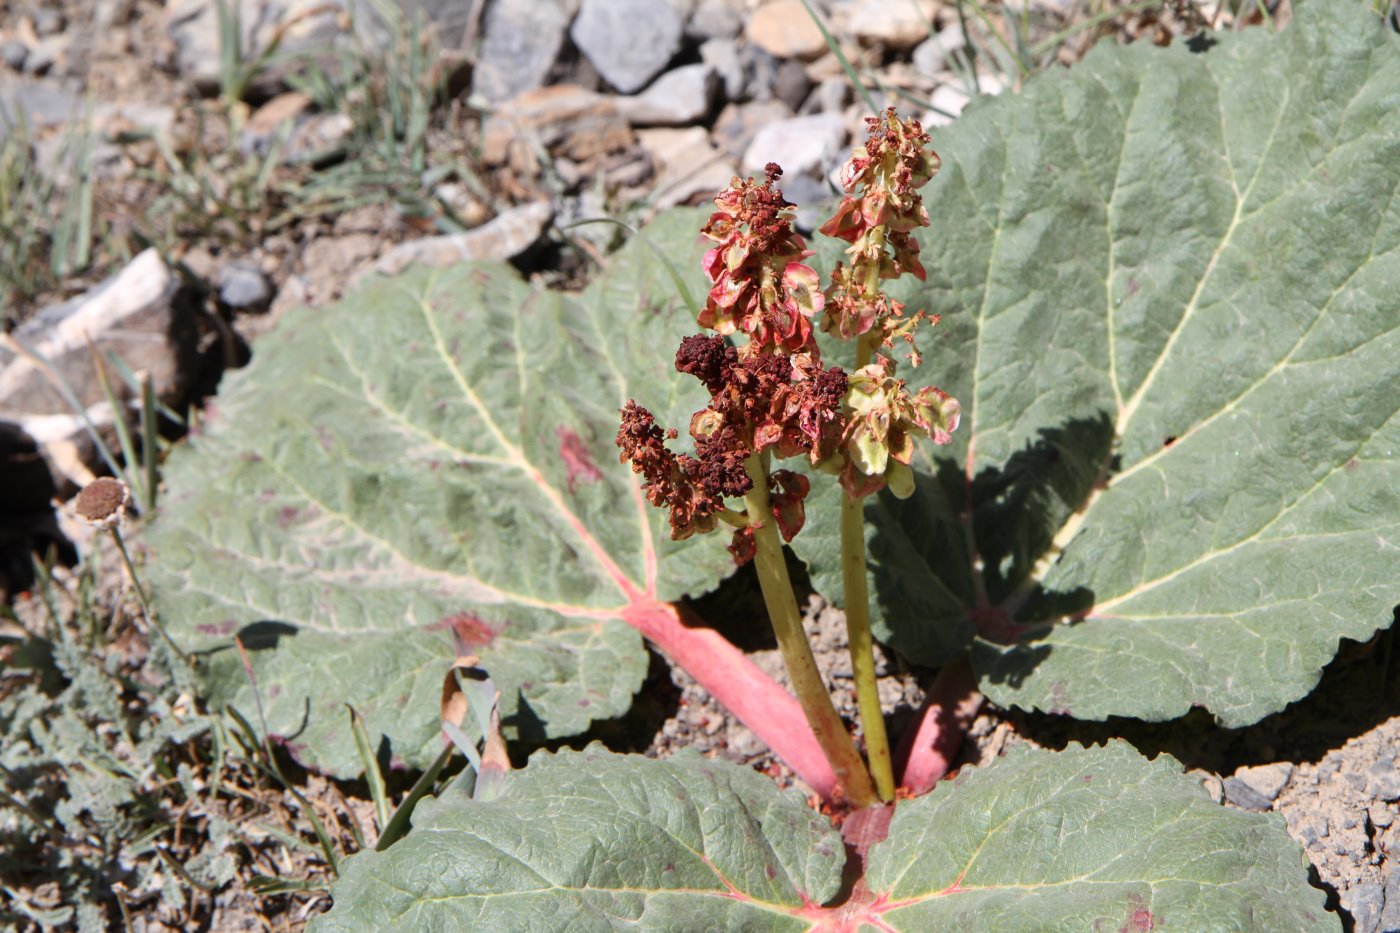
<box><xmin>0</xmin><ymin>39</ymin><xmax>28</xmax><ymax>71</ymax></box>
<box><xmin>218</xmin><ymin>262</ymin><xmax>274</xmax><ymax>314</ymax></box>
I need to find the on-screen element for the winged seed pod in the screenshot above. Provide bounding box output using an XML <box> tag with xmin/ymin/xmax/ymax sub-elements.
<box><xmin>840</xmin><ymin>357</ymin><xmax>961</xmax><ymax>500</ymax></box>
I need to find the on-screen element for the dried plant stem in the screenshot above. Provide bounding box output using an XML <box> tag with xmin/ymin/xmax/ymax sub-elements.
<box><xmin>108</xmin><ymin>527</ymin><xmax>190</xmax><ymax>665</ymax></box>
<box><xmin>744</xmin><ymin>452</ymin><xmax>878</xmax><ymax>808</ymax></box>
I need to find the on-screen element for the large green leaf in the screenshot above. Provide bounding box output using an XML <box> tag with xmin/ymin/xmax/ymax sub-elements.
<box><xmin>147</xmin><ymin>210</ymin><xmax>734</xmax><ymax>777</ymax></box>
<box><xmin>797</xmin><ymin>3</ymin><xmax>1400</xmax><ymax>725</ymax></box>
<box><xmin>312</xmin><ymin>742</ymin><xmax>1332</xmax><ymax>932</ymax></box>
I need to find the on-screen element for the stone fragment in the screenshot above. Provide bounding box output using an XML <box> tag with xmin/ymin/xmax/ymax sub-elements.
<box><xmin>1379</xmin><ymin>865</ymin><xmax>1400</xmax><ymax>933</ymax></box>
<box><xmin>772</xmin><ymin>58</ymin><xmax>813</xmax><ymax>111</ymax></box>
<box><xmin>912</xmin><ymin>25</ymin><xmax>966</xmax><ymax>75</ymax></box>
<box><xmin>1346</xmin><ymin>882</ymin><xmax>1385</xmax><ymax>933</ymax></box>
<box><xmin>32</xmin><ymin>8</ymin><xmax>65</xmax><ymax>35</ymax></box>
<box><xmin>637</xmin><ymin>127</ymin><xmax>736</xmax><ymax>211</ymax></box>
<box><xmin>0</xmin><ymin>39</ymin><xmax>28</xmax><ymax>71</ymax></box>
<box><xmin>357</xmin><ymin>201</ymin><xmax>554</xmax><ymax>283</ymax></box>
<box><xmin>700</xmin><ymin>38</ymin><xmax>744</xmax><ymax>102</ymax></box>
<box><xmin>1232</xmin><ymin>762</ymin><xmax>1293</xmax><ymax>802</ymax></box>
<box><xmin>926</xmin><ymin>83</ymin><xmax>971</xmax><ymax>126</ymax></box>
<box><xmin>836</xmin><ymin>0</ymin><xmax>935</xmax><ymax>50</ymax></box>
<box><xmin>803</xmin><ymin>76</ymin><xmax>849</xmax><ymax>114</ymax></box>
<box><xmin>218</xmin><ymin>262</ymin><xmax>274</xmax><ymax>313</ymax></box>
<box><xmin>571</xmin><ymin>0</ymin><xmax>683</xmax><ymax>94</ymax></box>
<box><xmin>166</xmin><ymin>0</ymin><xmax>344</xmax><ymax>94</ymax></box>
<box><xmin>1369</xmin><ymin>754</ymin><xmax>1400</xmax><ymax>800</ymax></box>
<box><xmin>0</xmin><ymin>250</ymin><xmax>196</xmax><ymax>419</ymax></box>
<box><xmin>616</xmin><ymin>64</ymin><xmax>720</xmax><ymax>126</ymax></box>
<box><xmin>741</xmin><ymin>111</ymin><xmax>847</xmax><ymax>179</ymax></box>
<box><xmin>712</xmin><ymin>99</ymin><xmax>793</xmax><ymax>161</ymax></box>
<box><xmin>285</xmin><ymin>112</ymin><xmax>354</xmax><ymax>164</ymax></box>
<box><xmin>688</xmin><ymin>0</ymin><xmax>743</xmax><ymax>39</ymax></box>
<box><xmin>1222</xmin><ymin>776</ymin><xmax>1272</xmax><ymax>811</ymax></box>
<box><xmin>746</xmin><ymin>0</ymin><xmax>827</xmax><ymax>61</ymax></box>
<box><xmin>0</xmin><ymin>75</ymin><xmax>79</xmax><ymax>132</ymax></box>
<box><xmin>481</xmin><ymin>84</ymin><xmax>634</xmax><ymax>167</ymax></box>
<box><xmin>239</xmin><ymin>91</ymin><xmax>313</xmax><ymax>155</ymax></box>
<box><xmin>470</xmin><ymin>0</ymin><xmax>570</xmax><ymax>104</ymax></box>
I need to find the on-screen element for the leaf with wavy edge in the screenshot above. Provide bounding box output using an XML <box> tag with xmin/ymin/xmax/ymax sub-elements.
<box><xmin>797</xmin><ymin>3</ymin><xmax>1400</xmax><ymax>725</ymax></box>
<box><xmin>311</xmin><ymin>743</ymin><xmax>1332</xmax><ymax>932</ymax></box>
<box><xmin>147</xmin><ymin>210</ymin><xmax>833</xmax><ymax>786</ymax></box>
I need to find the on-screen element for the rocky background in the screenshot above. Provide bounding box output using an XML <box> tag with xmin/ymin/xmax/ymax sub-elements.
<box><xmin>3</xmin><ymin>1</ymin><xmax>1397</xmax><ymax>931</ymax></box>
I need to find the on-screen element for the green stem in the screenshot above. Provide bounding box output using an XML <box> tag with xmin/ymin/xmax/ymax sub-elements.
<box><xmin>842</xmin><ymin>331</ymin><xmax>895</xmax><ymax>801</ymax></box>
<box><xmin>743</xmin><ymin>453</ymin><xmax>878</xmax><ymax>808</ymax></box>
<box><xmin>110</xmin><ymin>527</ymin><xmax>190</xmax><ymax>666</ymax></box>
<box><xmin>839</xmin><ymin>492</ymin><xmax>894</xmax><ymax>802</ymax></box>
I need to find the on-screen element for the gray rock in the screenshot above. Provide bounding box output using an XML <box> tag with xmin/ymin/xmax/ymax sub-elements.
<box><xmin>0</xmin><ymin>40</ymin><xmax>28</xmax><ymax>72</ymax></box>
<box><xmin>0</xmin><ymin>250</ymin><xmax>197</xmax><ymax>422</ymax></box>
<box><xmin>22</xmin><ymin>40</ymin><xmax>56</xmax><ymax>76</ymax></box>
<box><xmin>32</xmin><ymin>8</ymin><xmax>65</xmax><ymax>35</ymax></box>
<box><xmin>741</xmin><ymin>111</ymin><xmax>847</xmax><ymax>180</ymax></box>
<box><xmin>1222</xmin><ymin>776</ymin><xmax>1273</xmax><ymax>811</ymax></box>
<box><xmin>772</xmin><ymin>58</ymin><xmax>812</xmax><ymax>112</ymax></box>
<box><xmin>167</xmin><ymin>0</ymin><xmax>344</xmax><ymax>94</ymax></box>
<box><xmin>616</xmin><ymin>64</ymin><xmax>719</xmax><ymax>126</ymax></box>
<box><xmin>802</xmin><ymin>76</ymin><xmax>849</xmax><ymax>114</ymax></box>
<box><xmin>571</xmin><ymin>0</ymin><xmax>683</xmax><ymax>94</ymax></box>
<box><xmin>699</xmin><ymin>38</ymin><xmax>743</xmax><ymax>102</ymax></box>
<box><xmin>1232</xmin><ymin>763</ymin><xmax>1293</xmax><ymax>802</ymax></box>
<box><xmin>912</xmin><ymin>25</ymin><xmax>966</xmax><ymax>76</ymax></box>
<box><xmin>218</xmin><ymin>262</ymin><xmax>274</xmax><ymax>313</ymax></box>
<box><xmin>285</xmin><ymin>112</ymin><xmax>354</xmax><ymax>164</ymax></box>
<box><xmin>1369</xmin><ymin>755</ymin><xmax>1400</xmax><ymax>800</ymax></box>
<box><xmin>356</xmin><ymin>201</ymin><xmax>554</xmax><ymax>283</ymax></box>
<box><xmin>470</xmin><ymin>0</ymin><xmax>570</xmax><ymax>104</ymax></box>
<box><xmin>1346</xmin><ymin>882</ymin><xmax>1385</xmax><ymax>933</ymax></box>
<box><xmin>712</xmin><ymin>98</ymin><xmax>793</xmax><ymax>161</ymax></box>
<box><xmin>480</xmin><ymin>84</ymin><xmax>634</xmax><ymax>169</ymax></box>
<box><xmin>1379</xmin><ymin>865</ymin><xmax>1400</xmax><ymax>933</ymax></box>
<box><xmin>688</xmin><ymin>0</ymin><xmax>743</xmax><ymax>39</ymax></box>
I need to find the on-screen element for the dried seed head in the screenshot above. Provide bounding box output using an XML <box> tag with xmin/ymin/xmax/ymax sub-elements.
<box><xmin>75</xmin><ymin>477</ymin><xmax>131</xmax><ymax>529</ymax></box>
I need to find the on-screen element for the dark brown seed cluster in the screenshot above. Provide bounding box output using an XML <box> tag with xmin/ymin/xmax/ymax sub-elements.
<box><xmin>75</xmin><ymin>477</ymin><xmax>130</xmax><ymax>528</ymax></box>
<box><xmin>618</xmin><ymin>334</ymin><xmax>847</xmax><ymax>560</ymax></box>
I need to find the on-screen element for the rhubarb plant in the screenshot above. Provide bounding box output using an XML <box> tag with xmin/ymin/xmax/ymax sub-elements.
<box><xmin>146</xmin><ymin>2</ymin><xmax>1399</xmax><ymax>929</ymax></box>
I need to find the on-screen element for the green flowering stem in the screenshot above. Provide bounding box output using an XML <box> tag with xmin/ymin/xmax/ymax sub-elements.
<box><xmin>744</xmin><ymin>452</ymin><xmax>879</xmax><ymax>808</ymax></box>
<box><xmin>839</xmin><ymin>493</ymin><xmax>894</xmax><ymax>801</ymax></box>
<box><xmin>838</xmin><ymin>333</ymin><xmax>895</xmax><ymax>800</ymax></box>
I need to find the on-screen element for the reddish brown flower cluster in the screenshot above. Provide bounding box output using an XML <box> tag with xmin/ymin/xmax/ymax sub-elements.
<box><xmin>698</xmin><ymin>164</ymin><xmax>825</xmax><ymax>356</ymax></box>
<box><xmin>820</xmin><ymin>109</ymin><xmax>941</xmax><ymax>355</ymax></box>
<box><xmin>618</xmin><ymin>334</ymin><xmax>847</xmax><ymax>560</ymax></box>
<box><xmin>821</xmin><ymin>108</ymin><xmax>939</xmax><ymax>282</ymax></box>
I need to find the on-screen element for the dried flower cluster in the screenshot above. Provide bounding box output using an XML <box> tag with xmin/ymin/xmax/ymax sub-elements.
<box><xmin>618</xmin><ymin>110</ymin><xmax>961</xmax><ymax>563</ymax></box>
<box><xmin>697</xmin><ymin>164</ymin><xmax>824</xmax><ymax>356</ymax></box>
<box><xmin>617</xmin><ymin>334</ymin><xmax>846</xmax><ymax>560</ymax></box>
<box><xmin>822</xmin><ymin>109</ymin><xmax>960</xmax><ymax>498</ymax></box>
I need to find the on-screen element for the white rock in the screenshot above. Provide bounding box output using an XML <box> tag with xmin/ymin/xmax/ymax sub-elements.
<box><xmin>741</xmin><ymin>112</ymin><xmax>848</xmax><ymax>180</ymax></box>
<box><xmin>356</xmin><ymin>201</ymin><xmax>555</xmax><ymax>283</ymax></box>
<box><xmin>0</xmin><ymin>250</ymin><xmax>191</xmax><ymax>419</ymax></box>
<box><xmin>836</xmin><ymin>0</ymin><xmax>935</xmax><ymax>50</ymax></box>
<box><xmin>700</xmin><ymin>37</ymin><xmax>744</xmax><ymax>102</ymax></box>
<box><xmin>637</xmin><ymin>126</ymin><xmax>737</xmax><ymax>211</ymax></box>
<box><xmin>926</xmin><ymin>83</ymin><xmax>971</xmax><ymax>126</ymax></box>
<box><xmin>912</xmin><ymin>25</ymin><xmax>966</xmax><ymax>76</ymax></box>
<box><xmin>616</xmin><ymin>64</ymin><xmax>720</xmax><ymax>126</ymax></box>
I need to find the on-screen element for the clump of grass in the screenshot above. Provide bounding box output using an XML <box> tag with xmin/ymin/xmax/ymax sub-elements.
<box><xmin>0</xmin><ymin>116</ymin><xmax>100</xmax><ymax>321</ymax></box>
